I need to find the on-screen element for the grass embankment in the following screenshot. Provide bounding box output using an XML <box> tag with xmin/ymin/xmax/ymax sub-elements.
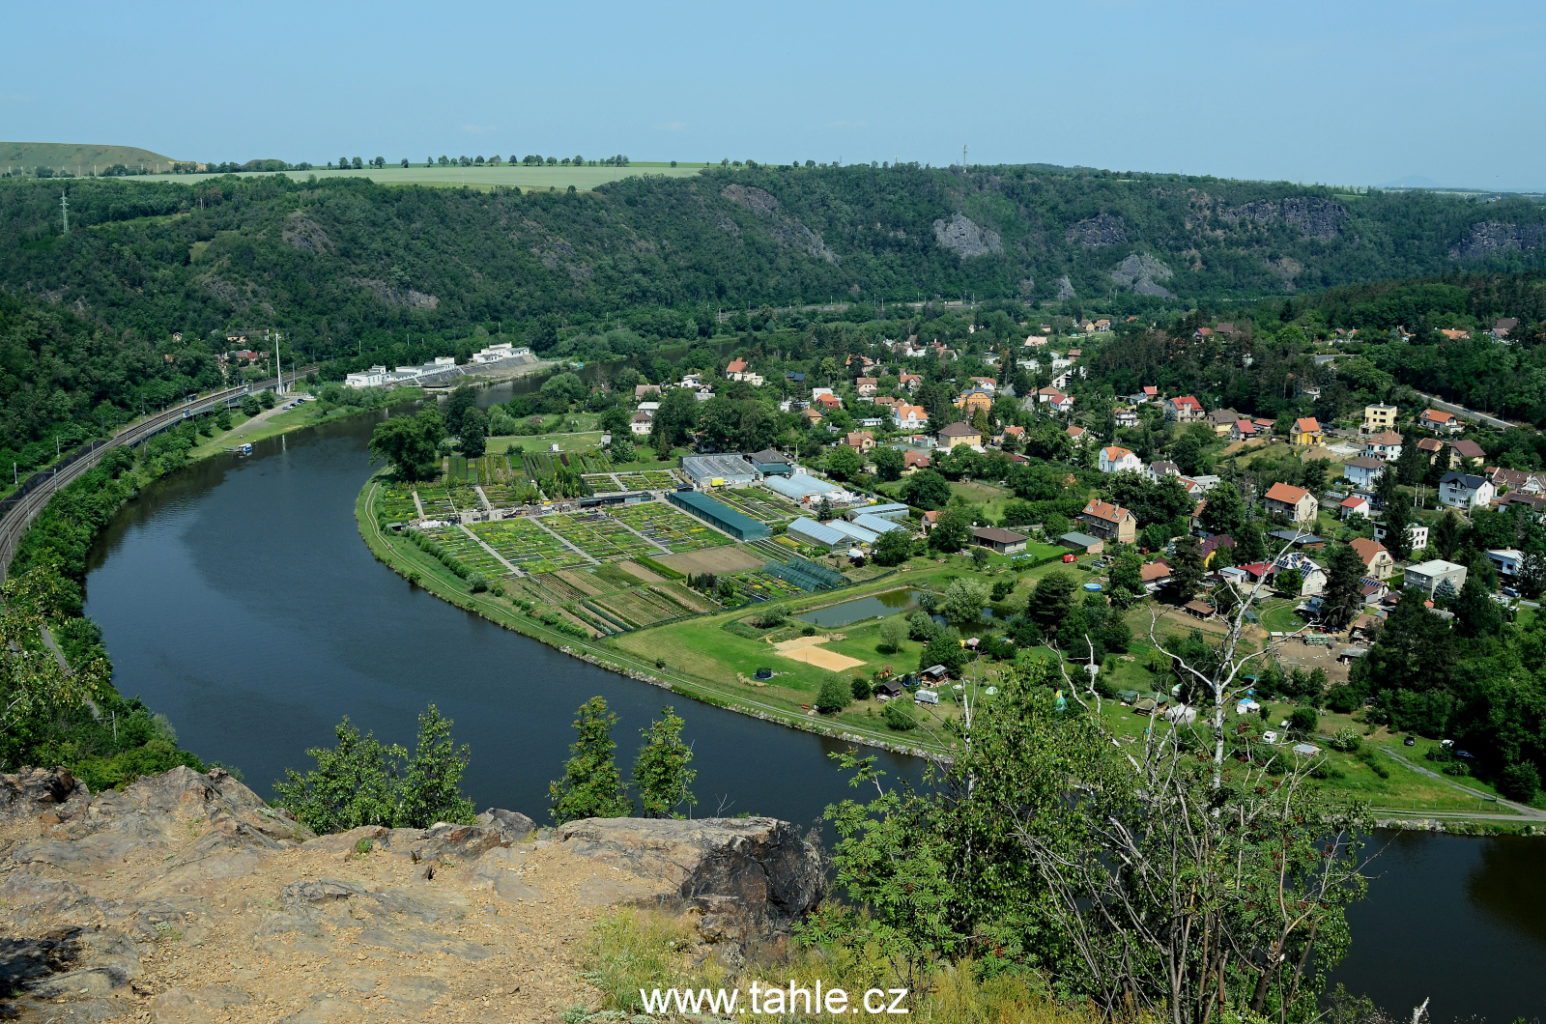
<box><xmin>189</xmin><ymin>388</ymin><xmax>422</xmax><ymax>459</ymax></box>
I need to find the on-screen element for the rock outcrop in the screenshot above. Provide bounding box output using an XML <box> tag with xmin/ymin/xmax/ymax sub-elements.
<box><xmin>1450</xmin><ymin>220</ymin><xmax>1546</xmax><ymax>261</ymax></box>
<box><xmin>0</xmin><ymin>768</ymin><xmax>826</xmax><ymax>1022</ymax></box>
<box><xmin>932</xmin><ymin>213</ymin><xmax>1003</xmax><ymax>258</ymax></box>
<box><xmin>1110</xmin><ymin>252</ymin><xmax>1175</xmax><ymax>297</ymax></box>
<box><xmin>1064</xmin><ymin>212</ymin><xmax>1127</xmax><ymax>249</ymax></box>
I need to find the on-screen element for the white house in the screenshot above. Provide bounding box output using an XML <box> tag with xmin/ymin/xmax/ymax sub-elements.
<box><xmin>629</xmin><ymin>410</ymin><xmax>654</xmax><ymax>436</ymax></box>
<box><xmin>1404</xmin><ymin>559</ymin><xmax>1468</xmax><ymax>596</ymax></box>
<box><xmin>1438</xmin><ymin>472</ymin><xmax>1495</xmax><ymax>510</ymax></box>
<box><xmin>1362</xmin><ymin>431</ymin><xmax>1404</xmax><ymax>463</ymax></box>
<box><xmin>1342</xmin><ymin>456</ymin><xmax>1386</xmax><ymax>493</ymax></box>
<box><xmin>1099</xmin><ymin>445</ymin><xmax>1144</xmax><ymax>474</ymax></box>
<box><xmin>1375</xmin><ymin>522</ymin><xmax>1429</xmax><ymax>552</ymax></box>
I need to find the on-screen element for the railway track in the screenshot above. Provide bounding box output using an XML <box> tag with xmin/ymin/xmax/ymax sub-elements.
<box><xmin>0</xmin><ymin>368</ymin><xmax>314</xmax><ymax>584</ymax></box>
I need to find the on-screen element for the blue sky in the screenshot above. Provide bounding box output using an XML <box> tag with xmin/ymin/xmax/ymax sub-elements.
<box><xmin>6</xmin><ymin>0</ymin><xmax>1544</xmax><ymax>189</ymax></box>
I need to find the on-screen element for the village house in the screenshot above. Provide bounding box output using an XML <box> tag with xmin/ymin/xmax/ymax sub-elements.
<box><xmin>1207</xmin><ymin>408</ymin><xmax>1242</xmax><ymax>437</ymax></box>
<box><xmin>954</xmin><ymin>388</ymin><xmax>994</xmax><ymax>416</ymax></box>
<box><xmin>1140</xmin><ymin>560</ymin><xmax>1172</xmax><ymax>593</ymax></box>
<box><xmin>1099</xmin><ymin>445</ymin><xmax>1144</xmax><ymax>474</ymax></box>
<box><xmin>1290</xmin><ymin>417</ymin><xmax>1323</xmax><ymax>447</ymax></box>
<box><xmin>724</xmin><ymin>358</ymin><xmax>764</xmax><ymax>386</ymax></box>
<box><xmin>1419</xmin><ymin>409</ymin><xmax>1462</xmax><ymax>435</ymax></box>
<box><xmin>1415</xmin><ymin>437</ymin><xmax>1451</xmax><ymax>467</ymax></box>
<box><xmin>1263</xmin><ymin>482</ymin><xmax>1318</xmax><ymax>525</ymax></box>
<box><xmin>1114</xmin><ymin>407</ymin><xmax>1140</xmax><ymax>428</ymax></box>
<box><xmin>972</xmin><ymin>526</ymin><xmax>1028</xmax><ymax>555</ymax></box>
<box><xmin>1274</xmin><ymin>552</ymin><xmax>1328</xmax><ymax>596</ymax></box>
<box><xmin>937</xmin><ymin>421</ymin><xmax>982</xmax><ymax>451</ymax></box>
<box><xmin>1340</xmin><ymin>495</ymin><xmax>1372</xmax><ymax>520</ymax></box>
<box><xmin>1078</xmin><ymin>499</ymin><xmax>1138</xmax><ymax>544</ymax></box>
<box><xmin>1362</xmin><ymin>430</ymin><xmax>1404</xmax><ymax>463</ymax></box>
<box><xmin>1002</xmin><ymin>424</ymin><xmax>1027</xmax><ymax>443</ymax></box>
<box><xmin>1342</xmin><ymin>456</ymin><xmax>1386</xmax><ymax>493</ymax></box>
<box><xmin>1350</xmin><ymin>537</ymin><xmax>1396</xmax><ymax>580</ymax></box>
<box><xmin>897</xmin><ymin>371</ymin><xmax>922</xmax><ymax>392</ymax></box>
<box><xmin>844</xmin><ymin>430</ymin><xmax>875</xmax><ymax>453</ymax></box>
<box><xmin>1064</xmin><ymin>424</ymin><xmax>1090</xmax><ymax>446</ymax></box>
<box><xmin>1404</xmin><ymin>558</ymin><xmax>1468</xmax><ymax>596</ymax></box>
<box><xmin>1036</xmin><ymin>387</ymin><xmax>1075</xmax><ymax>414</ymax></box>
<box><xmin>1439</xmin><ymin>327</ymin><xmax>1470</xmax><ymax>341</ymax></box>
<box><xmin>1490</xmin><ymin>467</ymin><xmax>1546</xmax><ymax>495</ymax></box>
<box><xmin>901</xmin><ymin>449</ymin><xmax>932</xmax><ymax>473</ymax></box>
<box><xmin>814</xmin><ymin>392</ymin><xmax>843</xmax><ymax>412</ymax></box>
<box><xmin>855</xmin><ymin>377</ymin><xmax>879</xmax><ymax>399</ymax></box>
<box><xmin>1023</xmin><ymin>333</ymin><xmax>1049</xmax><ymax>348</ymax></box>
<box><xmin>1375</xmin><ymin>521</ymin><xmax>1429</xmax><ymax>553</ymax></box>
<box><xmin>1232</xmin><ymin>419</ymin><xmax>1260</xmax><ymax>441</ymax></box>
<box><xmin>1165</xmin><ymin>395</ymin><xmax>1205</xmax><ymax>423</ymax></box>
<box><xmin>1492</xmin><ymin>317</ymin><xmax>1520</xmax><ymax>340</ymax></box>
<box><xmin>1362</xmin><ymin>404</ymin><xmax>1398</xmax><ymax>433</ymax></box>
<box><xmin>629</xmin><ymin>410</ymin><xmax>654</xmax><ymax>436</ymax></box>
<box><xmin>634</xmin><ymin>383</ymin><xmax>661</xmax><ymax>401</ymax></box>
<box><xmin>896</xmin><ymin>402</ymin><xmax>927</xmax><ymax>430</ymax></box>
<box><xmin>1448</xmin><ymin>439</ymin><xmax>1486</xmax><ymax>468</ymax></box>
<box><xmin>1438</xmin><ymin>471</ymin><xmax>1495</xmax><ymax>510</ymax></box>
<box><xmin>1139</xmin><ymin>385</ymin><xmax>1160</xmax><ymax>403</ymax></box>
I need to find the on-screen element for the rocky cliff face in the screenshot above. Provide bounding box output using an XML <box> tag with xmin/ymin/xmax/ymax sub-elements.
<box><xmin>0</xmin><ymin>768</ymin><xmax>826</xmax><ymax>1023</ymax></box>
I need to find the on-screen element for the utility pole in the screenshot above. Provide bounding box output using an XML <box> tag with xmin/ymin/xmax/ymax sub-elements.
<box><xmin>273</xmin><ymin>330</ymin><xmax>284</xmax><ymax>395</ymax></box>
<box><xmin>59</xmin><ymin>192</ymin><xmax>69</xmax><ymax>234</ymax></box>
<box><xmin>962</xmin><ymin>144</ymin><xmax>968</xmax><ymax>169</ymax></box>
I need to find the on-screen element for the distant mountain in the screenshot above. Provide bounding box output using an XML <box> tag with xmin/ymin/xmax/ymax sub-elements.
<box><xmin>0</xmin><ymin>140</ymin><xmax>178</xmax><ymax>175</ymax></box>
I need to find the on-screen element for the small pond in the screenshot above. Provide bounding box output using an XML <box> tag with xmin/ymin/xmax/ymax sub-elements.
<box><xmin>798</xmin><ymin>588</ymin><xmax>919</xmax><ymax>628</ymax></box>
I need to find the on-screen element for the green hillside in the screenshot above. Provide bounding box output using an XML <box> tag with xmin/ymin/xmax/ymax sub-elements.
<box><xmin>0</xmin><ymin>140</ymin><xmax>177</xmax><ymax>175</ymax></box>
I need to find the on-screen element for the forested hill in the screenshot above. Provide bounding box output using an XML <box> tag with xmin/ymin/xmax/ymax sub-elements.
<box><xmin>2</xmin><ymin>164</ymin><xmax>1545</xmax><ymax>355</ymax></box>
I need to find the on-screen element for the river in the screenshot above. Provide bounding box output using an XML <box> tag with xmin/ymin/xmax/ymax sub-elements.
<box><xmin>81</xmin><ymin>400</ymin><xmax>1545</xmax><ymax>1023</ymax></box>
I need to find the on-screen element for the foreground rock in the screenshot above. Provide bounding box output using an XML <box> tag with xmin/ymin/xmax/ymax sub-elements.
<box><xmin>0</xmin><ymin>768</ymin><xmax>825</xmax><ymax>1022</ymax></box>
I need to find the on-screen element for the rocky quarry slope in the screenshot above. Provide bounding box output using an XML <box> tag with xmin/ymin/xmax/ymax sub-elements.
<box><xmin>0</xmin><ymin>767</ymin><xmax>826</xmax><ymax>1023</ymax></box>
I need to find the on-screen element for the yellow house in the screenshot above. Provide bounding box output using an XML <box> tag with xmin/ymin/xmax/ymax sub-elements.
<box><xmin>953</xmin><ymin>389</ymin><xmax>993</xmax><ymax>416</ymax></box>
<box><xmin>1363</xmin><ymin>404</ymin><xmax>1397</xmax><ymax>433</ymax></box>
<box><xmin>1290</xmin><ymin>416</ymin><xmax>1323</xmax><ymax>447</ymax></box>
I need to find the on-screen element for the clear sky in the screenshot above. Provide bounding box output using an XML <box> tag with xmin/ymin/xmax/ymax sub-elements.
<box><xmin>6</xmin><ymin>0</ymin><xmax>1543</xmax><ymax>190</ymax></box>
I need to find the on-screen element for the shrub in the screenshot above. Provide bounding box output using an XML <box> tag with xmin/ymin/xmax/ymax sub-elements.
<box><xmin>1327</xmin><ymin>729</ymin><xmax>1362</xmax><ymax>753</ymax></box>
<box><xmin>815</xmin><ymin>677</ymin><xmax>851</xmax><ymax>714</ymax></box>
<box><xmin>850</xmin><ymin>676</ymin><xmax>872</xmax><ymax>701</ymax></box>
<box><xmin>1498</xmin><ymin>762</ymin><xmax>1541</xmax><ymax>803</ymax></box>
<box><xmin>883</xmin><ymin>701</ymin><xmax>917</xmax><ymax>731</ymax></box>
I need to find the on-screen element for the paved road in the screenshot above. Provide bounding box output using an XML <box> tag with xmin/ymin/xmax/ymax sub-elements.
<box><xmin>1410</xmin><ymin>390</ymin><xmax>1520</xmax><ymax>431</ymax></box>
<box><xmin>0</xmin><ymin>370</ymin><xmax>312</xmax><ymax>584</ymax></box>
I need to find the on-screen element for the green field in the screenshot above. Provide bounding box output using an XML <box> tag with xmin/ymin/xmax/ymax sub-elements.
<box><xmin>1</xmin><ymin>140</ymin><xmax>178</xmax><ymax>174</ymax></box>
<box><xmin>118</xmin><ymin>163</ymin><xmax>709</xmax><ymax>192</ymax></box>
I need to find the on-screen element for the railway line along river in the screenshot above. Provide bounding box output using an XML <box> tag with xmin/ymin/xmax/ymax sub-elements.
<box><xmin>82</xmin><ymin>401</ymin><xmax>1545</xmax><ymax>1024</ymax></box>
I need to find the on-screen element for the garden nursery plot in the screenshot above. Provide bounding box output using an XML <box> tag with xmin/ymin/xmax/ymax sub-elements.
<box><xmin>413</xmin><ymin>484</ymin><xmax>480</xmax><ymax>519</ymax></box>
<box><xmin>374</xmin><ymin>484</ymin><xmax>420</xmax><ymax>522</ymax></box>
<box><xmin>543</xmin><ymin>511</ymin><xmax>661</xmax><ymax>560</ymax></box>
<box><xmin>422</xmin><ymin>526</ymin><xmax>509</xmax><ymax>577</ymax></box>
<box><xmin>503</xmin><ymin>561</ymin><xmax>718</xmax><ymax>635</ymax></box>
<box><xmin>468</xmin><ymin>519</ymin><xmax>591</xmax><ymax>574</ymax></box>
<box><xmin>581</xmin><ymin>469</ymin><xmax>680</xmax><ymax>493</ymax></box>
<box><xmin>713</xmin><ymin>486</ymin><xmax>802</xmax><ymax>524</ymax></box>
<box><xmin>609</xmin><ymin>501</ymin><xmax>733</xmax><ymax>552</ymax></box>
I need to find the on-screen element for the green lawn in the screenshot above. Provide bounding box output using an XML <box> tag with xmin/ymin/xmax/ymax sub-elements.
<box><xmin>489</xmin><ymin>431</ymin><xmax>604</xmax><ymax>454</ymax></box>
<box><xmin>121</xmin><ymin>163</ymin><xmax>709</xmax><ymax>192</ymax></box>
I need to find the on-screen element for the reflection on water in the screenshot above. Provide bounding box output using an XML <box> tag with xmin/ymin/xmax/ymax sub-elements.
<box><xmin>797</xmin><ymin>588</ymin><xmax>918</xmax><ymax>628</ymax></box>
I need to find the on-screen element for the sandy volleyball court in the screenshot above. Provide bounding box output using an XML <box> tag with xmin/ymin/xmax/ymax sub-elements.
<box><xmin>772</xmin><ymin>635</ymin><xmax>865</xmax><ymax>672</ymax></box>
